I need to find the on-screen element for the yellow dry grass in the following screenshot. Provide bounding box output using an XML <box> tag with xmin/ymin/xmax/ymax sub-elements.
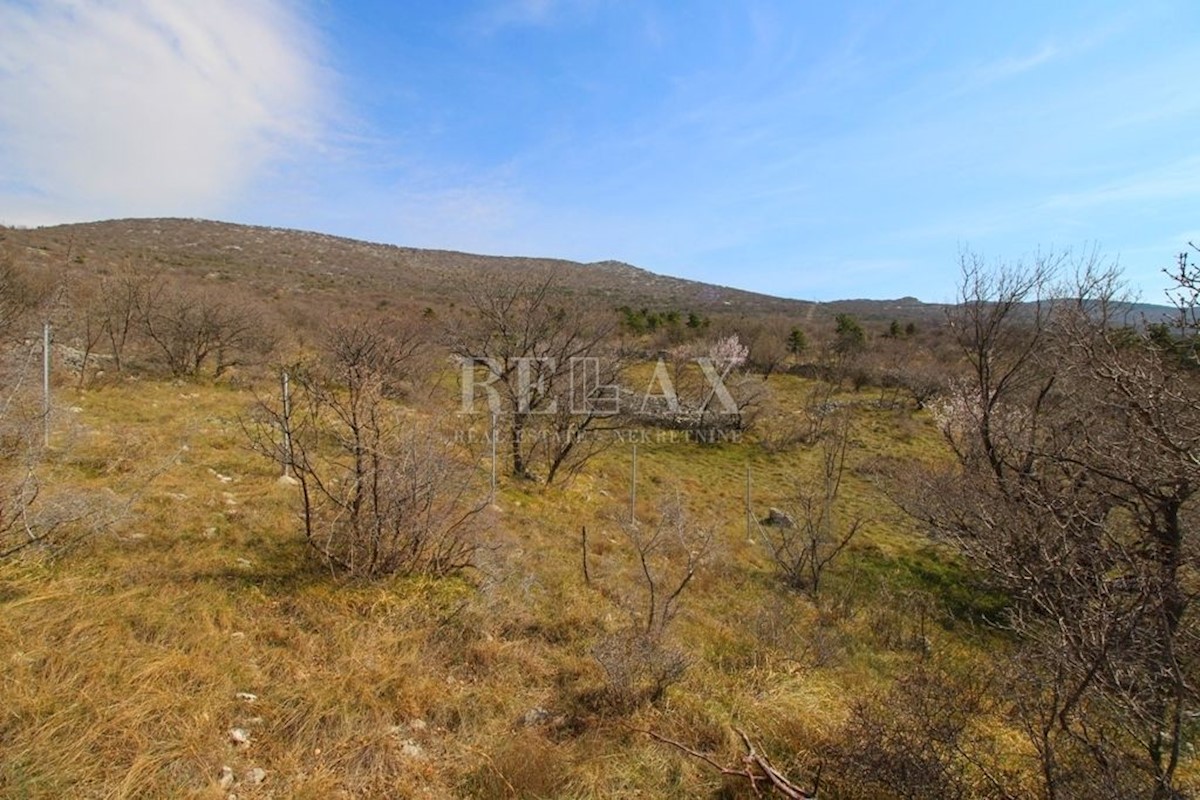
<box><xmin>0</xmin><ymin>373</ymin><xmax>1048</xmax><ymax>798</ymax></box>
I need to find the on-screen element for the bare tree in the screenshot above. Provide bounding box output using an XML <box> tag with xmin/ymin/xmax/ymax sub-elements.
<box><xmin>447</xmin><ymin>270</ymin><xmax>623</xmax><ymax>483</ymax></box>
<box><xmin>139</xmin><ymin>284</ymin><xmax>271</xmax><ymax>379</ymax></box>
<box><xmin>940</xmin><ymin>250</ymin><xmax>1065</xmax><ymax>478</ymax></box>
<box><xmin>74</xmin><ymin>301</ymin><xmax>108</xmax><ymax>389</ymax></box>
<box><xmin>100</xmin><ymin>261</ymin><xmax>157</xmax><ymax>374</ymax></box>
<box><xmin>1165</xmin><ymin>242</ymin><xmax>1199</xmax><ymax>335</ymax></box>
<box><xmin>760</xmin><ymin>412</ymin><xmax>862</xmax><ymax>600</ymax></box>
<box><xmin>892</xmin><ymin>353</ymin><xmax>945</xmax><ymax>411</ymax></box>
<box><xmin>251</xmin><ymin>322</ymin><xmax>486</xmax><ymax>578</ymax></box>
<box><xmin>54</xmin><ymin>274</ymin><xmax>109</xmax><ymax>389</ymax></box>
<box><xmin>742</xmin><ymin>316</ymin><xmax>792</xmax><ymax>380</ymax></box>
<box><xmin>902</xmin><ymin>250</ymin><xmax>1200</xmax><ymax>799</ymax></box>
<box><xmin>619</xmin><ymin>498</ymin><xmax>711</xmax><ymax>638</ymax></box>
<box><xmin>641</xmin><ymin>334</ymin><xmax>767</xmax><ymax>433</ymax></box>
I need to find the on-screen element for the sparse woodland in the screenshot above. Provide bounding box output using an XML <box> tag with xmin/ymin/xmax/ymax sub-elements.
<box><xmin>0</xmin><ymin>220</ymin><xmax>1196</xmax><ymax>798</ymax></box>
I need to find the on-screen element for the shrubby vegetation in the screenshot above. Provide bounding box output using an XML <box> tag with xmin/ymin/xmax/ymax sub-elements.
<box><xmin>0</xmin><ymin>259</ymin><xmax>129</xmax><ymax>559</ymax></box>
<box><xmin>249</xmin><ymin>321</ymin><xmax>488</xmax><ymax>578</ymax></box>
<box><xmin>900</xmin><ymin>251</ymin><xmax>1200</xmax><ymax>798</ymax></box>
<box><xmin>0</xmin><ymin>221</ymin><xmax>1197</xmax><ymax>798</ymax></box>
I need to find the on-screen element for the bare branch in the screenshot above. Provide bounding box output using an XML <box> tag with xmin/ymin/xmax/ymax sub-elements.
<box><xmin>638</xmin><ymin>726</ymin><xmax>820</xmax><ymax>799</ymax></box>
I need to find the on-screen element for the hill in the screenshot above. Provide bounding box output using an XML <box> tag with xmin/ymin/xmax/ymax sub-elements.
<box><xmin>0</xmin><ymin>217</ymin><xmax>1005</xmax><ymax>329</ymax></box>
<box><xmin>0</xmin><ymin>217</ymin><xmax>813</xmax><ymax>314</ymax></box>
<box><xmin>7</xmin><ymin>217</ymin><xmax>1182</xmax><ymax>334</ymax></box>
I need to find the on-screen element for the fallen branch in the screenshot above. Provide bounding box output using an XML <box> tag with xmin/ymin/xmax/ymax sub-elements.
<box><xmin>637</xmin><ymin>726</ymin><xmax>821</xmax><ymax>798</ymax></box>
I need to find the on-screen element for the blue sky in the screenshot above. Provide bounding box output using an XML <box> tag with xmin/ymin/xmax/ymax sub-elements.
<box><xmin>1</xmin><ymin>1</ymin><xmax>1198</xmax><ymax>302</ymax></box>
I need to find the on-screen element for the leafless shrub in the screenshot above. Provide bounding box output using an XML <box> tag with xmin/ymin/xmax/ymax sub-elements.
<box><xmin>139</xmin><ymin>283</ymin><xmax>273</xmax><ymax>379</ymax></box>
<box><xmin>749</xmin><ymin>583</ymin><xmax>852</xmax><ymax>668</ymax></box>
<box><xmin>998</xmin><ymin>646</ymin><xmax>1152</xmax><ymax>800</ymax></box>
<box><xmin>592</xmin><ymin>628</ymin><xmax>689</xmax><ymax>711</ymax></box>
<box><xmin>793</xmin><ymin>375</ymin><xmax>842</xmax><ymax>445</ymax></box>
<box><xmin>591</xmin><ymin>496</ymin><xmax>713</xmax><ymax>710</ymax></box>
<box><xmin>760</xmin><ymin>413</ymin><xmax>862</xmax><ymax>601</ymax></box>
<box><xmin>0</xmin><ymin>268</ymin><xmax>54</xmax><ymax>559</ymax></box>
<box><xmin>894</xmin><ymin>358</ymin><xmax>945</xmax><ymax>410</ymax></box>
<box><xmin>98</xmin><ymin>262</ymin><xmax>151</xmax><ymax>374</ymax></box>
<box><xmin>250</xmin><ymin>322</ymin><xmax>487</xmax><ymax>578</ymax></box>
<box><xmin>0</xmin><ymin>342</ymin><xmax>139</xmax><ymax>560</ymax></box>
<box><xmin>824</xmin><ymin>662</ymin><xmax>1018</xmax><ymax>800</ymax></box>
<box><xmin>0</xmin><ymin>426</ymin><xmax>43</xmax><ymax>560</ymax></box>
<box><xmin>742</xmin><ymin>315</ymin><xmax>793</xmax><ymax>380</ymax></box>
<box><xmin>57</xmin><ymin>261</ymin><xmax>155</xmax><ymax>385</ymax></box>
<box><xmin>617</xmin><ymin>496</ymin><xmax>712</xmax><ymax>638</ymax></box>
<box><xmin>3</xmin><ymin>478</ymin><xmax>131</xmax><ymax>561</ymax></box>
<box><xmin>61</xmin><ymin>285</ymin><xmax>108</xmax><ymax>390</ymax></box>
<box><xmin>0</xmin><ymin>259</ymin><xmax>50</xmax><ymax>342</ymax></box>
<box><xmin>1165</xmin><ymin>242</ymin><xmax>1199</xmax><ymax>340</ymax></box>
<box><xmin>752</xmin><ymin>593</ymin><xmax>807</xmax><ymax>652</ymax></box>
<box><xmin>864</xmin><ymin>587</ymin><xmax>936</xmax><ymax>655</ymax></box>
<box><xmin>756</xmin><ymin>406</ymin><xmax>815</xmax><ymax>453</ymax></box>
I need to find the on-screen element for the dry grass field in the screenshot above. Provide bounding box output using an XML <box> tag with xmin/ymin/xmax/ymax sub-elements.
<box><xmin>0</xmin><ymin>368</ymin><xmax>1014</xmax><ymax>798</ymax></box>
<box><xmin>1</xmin><ymin>219</ymin><xmax>1194</xmax><ymax>798</ymax></box>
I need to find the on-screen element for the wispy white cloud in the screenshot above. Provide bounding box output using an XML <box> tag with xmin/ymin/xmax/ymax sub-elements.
<box><xmin>1039</xmin><ymin>156</ymin><xmax>1200</xmax><ymax>212</ymax></box>
<box><xmin>0</xmin><ymin>0</ymin><xmax>331</xmax><ymax>225</ymax></box>
<box><xmin>944</xmin><ymin>22</ymin><xmax>1116</xmax><ymax>100</ymax></box>
<box><xmin>977</xmin><ymin>43</ymin><xmax>1061</xmax><ymax>81</ymax></box>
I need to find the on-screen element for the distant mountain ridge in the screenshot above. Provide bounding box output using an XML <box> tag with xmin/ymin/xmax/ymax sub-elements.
<box><xmin>0</xmin><ymin>218</ymin><xmax>1181</xmax><ymax>325</ymax></box>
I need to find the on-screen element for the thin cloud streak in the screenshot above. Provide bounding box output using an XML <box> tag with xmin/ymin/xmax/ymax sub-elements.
<box><xmin>1039</xmin><ymin>157</ymin><xmax>1200</xmax><ymax>212</ymax></box>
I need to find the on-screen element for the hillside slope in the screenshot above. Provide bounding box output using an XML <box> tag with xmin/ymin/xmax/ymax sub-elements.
<box><xmin>0</xmin><ymin>218</ymin><xmax>818</xmax><ymax>315</ymax></box>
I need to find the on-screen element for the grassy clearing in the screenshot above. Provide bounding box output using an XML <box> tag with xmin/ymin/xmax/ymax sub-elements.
<box><xmin>0</xmin><ymin>372</ymin><xmax>1014</xmax><ymax>798</ymax></box>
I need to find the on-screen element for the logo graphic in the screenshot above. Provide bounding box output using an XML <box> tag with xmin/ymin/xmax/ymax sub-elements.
<box><xmin>457</xmin><ymin>355</ymin><xmax>741</xmax><ymax>418</ymax></box>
